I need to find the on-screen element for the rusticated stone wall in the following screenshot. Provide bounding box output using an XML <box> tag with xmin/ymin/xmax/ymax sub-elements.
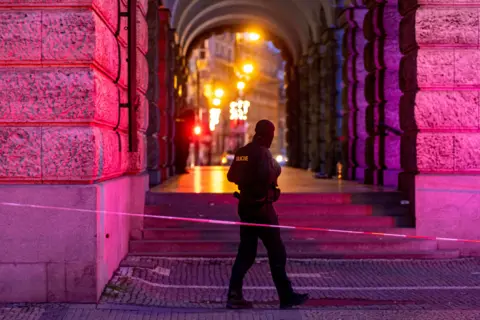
<box><xmin>400</xmin><ymin>0</ymin><xmax>480</xmax><ymax>254</ymax></box>
<box><xmin>0</xmin><ymin>0</ymin><xmax>151</xmax><ymax>303</ymax></box>
<box><xmin>339</xmin><ymin>3</ymin><xmax>369</xmax><ymax>181</ymax></box>
<box><xmin>0</xmin><ymin>0</ymin><xmax>148</xmax><ymax>182</ymax></box>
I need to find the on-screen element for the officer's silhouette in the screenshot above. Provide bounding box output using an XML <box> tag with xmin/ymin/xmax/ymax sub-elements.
<box><xmin>226</xmin><ymin>119</ymin><xmax>309</xmax><ymax>309</ymax></box>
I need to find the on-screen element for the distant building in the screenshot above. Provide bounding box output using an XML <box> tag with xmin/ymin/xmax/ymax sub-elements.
<box><xmin>235</xmin><ymin>33</ymin><xmax>283</xmax><ymax>155</ymax></box>
<box><xmin>187</xmin><ymin>32</ymin><xmax>285</xmax><ymax>163</ymax></box>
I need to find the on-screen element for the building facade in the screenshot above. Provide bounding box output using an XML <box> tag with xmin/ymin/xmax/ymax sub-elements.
<box><xmin>187</xmin><ymin>32</ymin><xmax>285</xmax><ymax>162</ymax></box>
<box><xmin>235</xmin><ymin>35</ymin><xmax>283</xmax><ymax>155</ymax></box>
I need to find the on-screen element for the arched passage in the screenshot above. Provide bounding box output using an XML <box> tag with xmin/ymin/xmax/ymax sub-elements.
<box><xmin>161</xmin><ymin>0</ymin><xmax>342</xmax><ymax>176</ymax></box>
<box><xmin>171</xmin><ymin>0</ymin><xmax>322</xmax><ymax>55</ymax></box>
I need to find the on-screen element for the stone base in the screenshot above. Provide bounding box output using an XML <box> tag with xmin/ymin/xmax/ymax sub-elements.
<box><xmin>149</xmin><ymin>169</ymin><xmax>162</xmax><ymax>186</ymax></box>
<box><xmin>355</xmin><ymin>167</ymin><xmax>365</xmax><ymax>183</ymax></box>
<box><xmin>0</xmin><ymin>173</ymin><xmax>149</xmax><ymax>303</ymax></box>
<box><xmin>383</xmin><ymin>169</ymin><xmax>401</xmax><ymax>188</ymax></box>
<box><xmin>416</xmin><ymin>174</ymin><xmax>480</xmax><ymax>256</ymax></box>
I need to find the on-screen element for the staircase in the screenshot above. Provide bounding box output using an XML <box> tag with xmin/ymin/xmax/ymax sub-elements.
<box><xmin>129</xmin><ymin>191</ymin><xmax>460</xmax><ymax>259</ymax></box>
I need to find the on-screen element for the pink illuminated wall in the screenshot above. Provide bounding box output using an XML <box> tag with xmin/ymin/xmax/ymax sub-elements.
<box><xmin>0</xmin><ymin>0</ymin><xmax>148</xmax><ymax>184</ymax></box>
<box><xmin>0</xmin><ymin>0</ymin><xmax>151</xmax><ymax>302</ymax></box>
<box><xmin>402</xmin><ymin>3</ymin><xmax>480</xmax><ymax>173</ymax></box>
<box><xmin>399</xmin><ymin>0</ymin><xmax>480</xmax><ymax>253</ymax></box>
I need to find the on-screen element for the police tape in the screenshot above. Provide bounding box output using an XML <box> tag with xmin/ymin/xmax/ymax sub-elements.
<box><xmin>1</xmin><ymin>201</ymin><xmax>479</xmax><ymax>244</ymax></box>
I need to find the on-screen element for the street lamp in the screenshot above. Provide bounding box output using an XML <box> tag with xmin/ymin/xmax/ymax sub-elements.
<box><xmin>212</xmin><ymin>98</ymin><xmax>221</xmax><ymax>106</ymax></box>
<box><xmin>214</xmin><ymin>88</ymin><xmax>224</xmax><ymax>98</ymax></box>
<box><xmin>237</xmin><ymin>81</ymin><xmax>246</xmax><ymax>90</ymax></box>
<box><xmin>242</xmin><ymin>63</ymin><xmax>254</xmax><ymax>74</ymax></box>
<box><xmin>247</xmin><ymin>32</ymin><xmax>260</xmax><ymax>41</ymax></box>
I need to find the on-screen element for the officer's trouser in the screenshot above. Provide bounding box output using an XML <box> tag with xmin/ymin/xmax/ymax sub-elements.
<box><xmin>228</xmin><ymin>201</ymin><xmax>293</xmax><ymax>301</ymax></box>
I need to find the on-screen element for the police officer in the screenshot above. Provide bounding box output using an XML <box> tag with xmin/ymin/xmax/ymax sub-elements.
<box><xmin>226</xmin><ymin>119</ymin><xmax>309</xmax><ymax>309</ymax></box>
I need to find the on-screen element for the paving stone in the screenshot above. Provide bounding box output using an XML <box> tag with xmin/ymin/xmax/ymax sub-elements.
<box><xmin>97</xmin><ymin>257</ymin><xmax>480</xmax><ymax>310</ymax></box>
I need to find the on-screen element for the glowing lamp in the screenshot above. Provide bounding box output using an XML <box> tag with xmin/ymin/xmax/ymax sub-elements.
<box><xmin>242</xmin><ymin>63</ymin><xmax>254</xmax><ymax>74</ymax></box>
<box><xmin>212</xmin><ymin>98</ymin><xmax>221</xmax><ymax>106</ymax></box>
<box><xmin>193</xmin><ymin>125</ymin><xmax>201</xmax><ymax>135</ymax></box>
<box><xmin>248</xmin><ymin>32</ymin><xmax>260</xmax><ymax>41</ymax></box>
<box><xmin>237</xmin><ymin>81</ymin><xmax>246</xmax><ymax>90</ymax></box>
<box><xmin>214</xmin><ymin>88</ymin><xmax>224</xmax><ymax>98</ymax></box>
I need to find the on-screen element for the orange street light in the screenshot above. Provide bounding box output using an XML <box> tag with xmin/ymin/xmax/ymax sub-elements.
<box><xmin>212</xmin><ymin>98</ymin><xmax>221</xmax><ymax>106</ymax></box>
<box><xmin>247</xmin><ymin>32</ymin><xmax>260</xmax><ymax>41</ymax></box>
<box><xmin>214</xmin><ymin>88</ymin><xmax>224</xmax><ymax>98</ymax></box>
<box><xmin>237</xmin><ymin>81</ymin><xmax>246</xmax><ymax>90</ymax></box>
<box><xmin>242</xmin><ymin>63</ymin><xmax>254</xmax><ymax>74</ymax></box>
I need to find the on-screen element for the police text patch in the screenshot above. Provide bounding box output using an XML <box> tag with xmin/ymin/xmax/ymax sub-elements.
<box><xmin>236</xmin><ymin>156</ymin><xmax>248</xmax><ymax>161</ymax></box>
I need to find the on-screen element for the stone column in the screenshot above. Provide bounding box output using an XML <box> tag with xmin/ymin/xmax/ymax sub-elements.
<box><xmin>363</xmin><ymin>3</ymin><xmax>377</xmax><ymax>184</ymax></box>
<box><xmin>307</xmin><ymin>44</ymin><xmax>323</xmax><ymax>172</ymax></box>
<box><xmin>298</xmin><ymin>57</ymin><xmax>310</xmax><ymax>169</ymax></box>
<box><xmin>166</xmin><ymin>31</ymin><xmax>177</xmax><ymax>177</ymax></box>
<box><xmin>285</xmin><ymin>63</ymin><xmax>301</xmax><ymax>167</ymax></box>
<box><xmin>400</xmin><ymin>0</ymin><xmax>480</xmax><ymax>254</ymax></box>
<box><xmin>146</xmin><ymin>1</ymin><xmax>161</xmax><ymax>185</ymax></box>
<box><xmin>339</xmin><ymin>3</ymin><xmax>369</xmax><ymax>181</ymax></box>
<box><xmin>320</xmin><ymin>29</ymin><xmax>339</xmax><ymax>177</ymax></box>
<box><xmin>363</xmin><ymin>0</ymin><xmax>401</xmax><ymax>186</ymax></box>
<box><xmin>334</xmin><ymin>28</ymin><xmax>346</xmax><ymax>178</ymax></box>
<box><xmin>0</xmin><ymin>0</ymin><xmax>149</xmax><ymax>302</ymax></box>
<box><xmin>156</xmin><ymin>9</ymin><xmax>171</xmax><ymax>181</ymax></box>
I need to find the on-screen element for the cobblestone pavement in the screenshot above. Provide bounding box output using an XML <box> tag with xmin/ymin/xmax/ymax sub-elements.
<box><xmin>0</xmin><ymin>304</ymin><xmax>480</xmax><ymax>320</ymax></box>
<box><xmin>3</xmin><ymin>257</ymin><xmax>480</xmax><ymax>319</ymax></box>
<box><xmin>96</xmin><ymin>257</ymin><xmax>480</xmax><ymax>310</ymax></box>
<box><xmin>2</xmin><ymin>304</ymin><xmax>480</xmax><ymax>320</ymax></box>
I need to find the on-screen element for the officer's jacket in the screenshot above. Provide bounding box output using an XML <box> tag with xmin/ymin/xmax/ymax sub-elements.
<box><xmin>227</xmin><ymin>141</ymin><xmax>281</xmax><ymax>200</ymax></box>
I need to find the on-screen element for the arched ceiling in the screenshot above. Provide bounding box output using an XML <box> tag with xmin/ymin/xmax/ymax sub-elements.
<box><xmin>163</xmin><ymin>0</ymin><xmax>337</xmax><ymax>63</ymax></box>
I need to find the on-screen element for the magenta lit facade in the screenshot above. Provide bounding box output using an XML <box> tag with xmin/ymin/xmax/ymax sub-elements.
<box><xmin>1</xmin><ymin>0</ymin><xmax>480</xmax><ymax>304</ymax></box>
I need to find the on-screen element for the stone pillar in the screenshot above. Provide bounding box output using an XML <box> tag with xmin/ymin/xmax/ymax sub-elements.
<box><xmin>156</xmin><ymin>9</ymin><xmax>171</xmax><ymax>182</ymax></box>
<box><xmin>320</xmin><ymin>29</ymin><xmax>339</xmax><ymax>177</ymax></box>
<box><xmin>307</xmin><ymin>44</ymin><xmax>323</xmax><ymax>172</ymax></box>
<box><xmin>339</xmin><ymin>3</ymin><xmax>369</xmax><ymax>181</ymax></box>
<box><xmin>166</xmin><ymin>32</ymin><xmax>177</xmax><ymax>177</ymax></box>
<box><xmin>400</xmin><ymin>0</ymin><xmax>480</xmax><ymax>254</ymax></box>
<box><xmin>0</xmin><ymin>0</ymin><xmax>149</xmax><ymax>302</ymax></box>
<box><xmin>298</xmin><ymin>56</ymin><xmax>310</xmax><ymax>169</ymax></box>
<box><xmin>334</xmin><ymin>28</ymin><xmax>346</xmax><ymax>178</ymax></box>
<box><xmin>363</xmin><ymin>0</ymin><xmax>401</xmax><ymax>186</ymax></box>
<box><xmin>146</xmin><ymin>2</ymin><xmax>162</xmax><ymax>185</ymax></box>
<box><xmin>363</xmin><ymin>4</ymin><xmax>377</xmax><ymax>184</ymax></box>
<box><xmin>285</xmin><ymin>63</ymin><xmax>301</xmax><ymax>167</ymax></box>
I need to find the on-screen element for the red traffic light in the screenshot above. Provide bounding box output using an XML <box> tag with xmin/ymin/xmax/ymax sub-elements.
<box><xmin>193</xmin><ymin>125</ymin><xmax>202</xmax><ymax>135</ymax></box>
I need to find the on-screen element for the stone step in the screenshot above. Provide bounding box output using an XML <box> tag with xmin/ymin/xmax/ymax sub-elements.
<box><xmin>130</xmin><ymin>238</ymin><xmax>438</xmax><ymax>254</ymax></box>
<box><xmin>141</xmin><ymin>227</ymin><xmax>417</xmax><ymax>241</ymax></box>
<box><xmin>127</xmin><ymin>249</ymin><xmax>460</xmax><ymax>260</ymax></box>
<box><xmin>145</xmin><ymin>203</ymin><xmax>409</xmax><ymax>218</ymax></box>
<box><xmin>146</xmin><ymin>191</ymin><xmax>408</xmax><ymax>206</ymax></box>
<box><xmin>145</xmin><ymin>204</ymin><xmax>373</xmax><ymax>216</ymax></box>
<box><xmin>143</xmin><ymin>215</ymin><xmax>398</xmax><ymax>229</ymax></box>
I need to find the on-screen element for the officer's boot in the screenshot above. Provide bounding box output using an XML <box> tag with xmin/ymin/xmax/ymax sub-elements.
<box><xmin>279</xmin><ymin>292</ymin><xmax>309</xmax><ymax>309</ymax></box>
<box><xmin>226</xmin><ymin>290</ymin><xmax>253</xmax><ymax>309</ymax></box>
